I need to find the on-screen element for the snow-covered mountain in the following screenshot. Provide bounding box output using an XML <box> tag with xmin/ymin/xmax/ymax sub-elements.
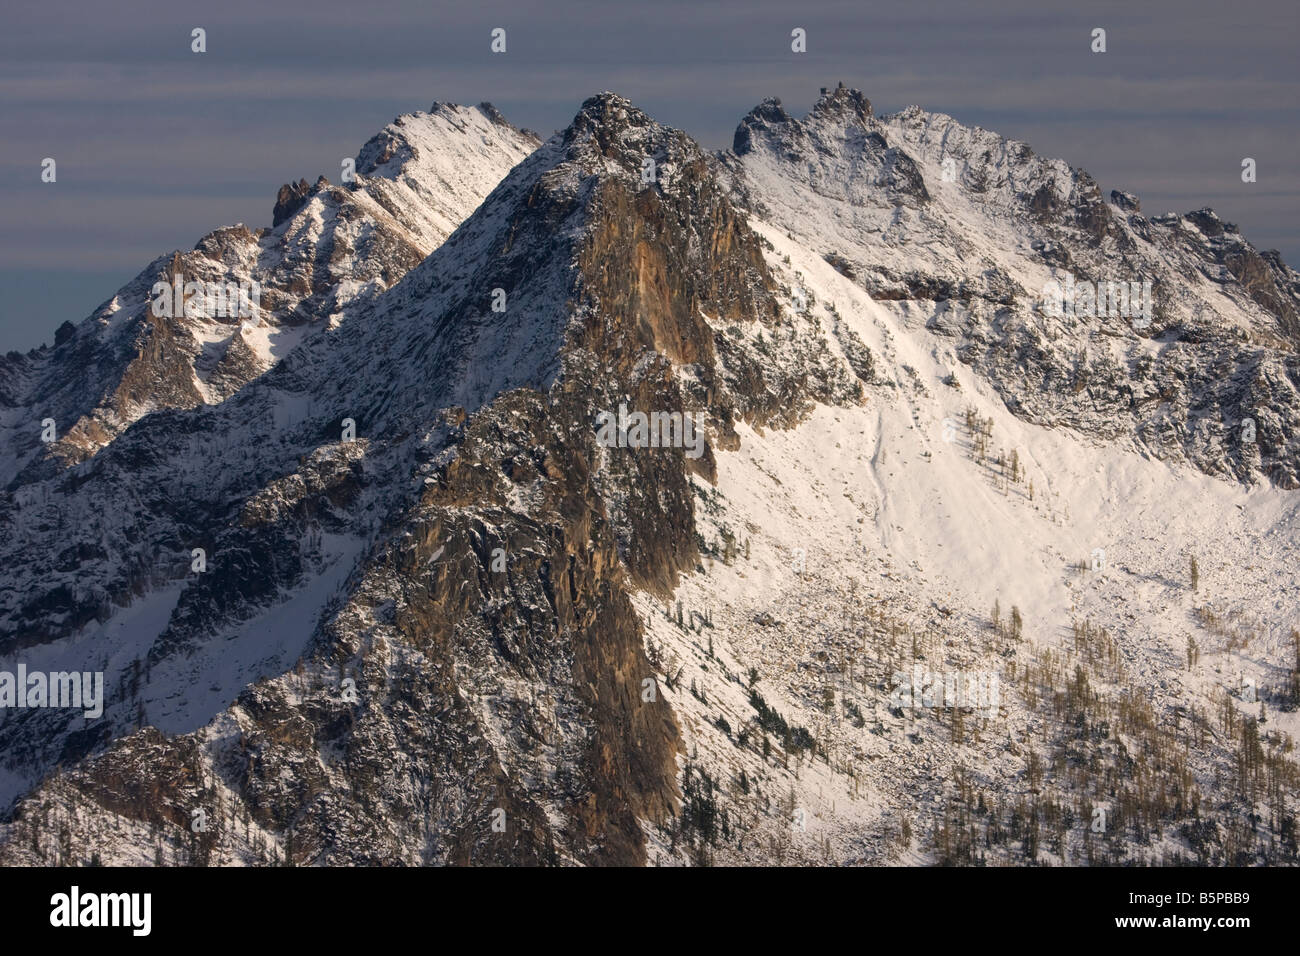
<box><xmin>1</xmin><ymin>89</ymin><xmax>1298</xmax><ymax>867</ymax></box>
<box><xmin>722</xmin><ymin>84</ymin><xmax>1300</xmax><ymax>487</ymax></box>
<box><xmin>0</xmin><ymin>103</ymin><xmax>538</xmax><ymax>488</ymax></box>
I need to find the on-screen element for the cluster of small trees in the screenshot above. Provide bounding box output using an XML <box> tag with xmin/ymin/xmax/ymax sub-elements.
<box><xmin>964</xmin><ymin>406</ymin><xmax>995</xmax><ymax>462</ymax></box>
<box><xmin>663</xmin><ymin>598</ymin><xmax>713</xmax><ymax>632</ymax></box>
<box><xmin>675</xmin><ymin>761</ymin><xmax>725</xmax><ymax>863</ymax></box>
<box><xmin>990</xmin><ymin>599</ymin><xmax>1023</xmax><ymax>642</ymax></box>
<box><xmin>962</xmin><ymin>407</ymin><xmax>1032</xmax><ymax>498</ymax></box>
<box><xmin>965</xmin><ymin>608</ymin><xmax>1300</xmax><ymax>864</ymax></box>
<box><xmin>1286</xmin><ymin>630</ymin><xmax>1300</xmax><ymax>710</ymax></box>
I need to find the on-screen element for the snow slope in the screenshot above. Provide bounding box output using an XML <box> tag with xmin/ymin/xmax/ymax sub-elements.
<box><xmin>647</xmin><ymin>217</ymin><xmax>1300</xmax><ymax>864</ymax></box>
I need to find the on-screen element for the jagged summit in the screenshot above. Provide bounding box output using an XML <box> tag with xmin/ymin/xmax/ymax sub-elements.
<box><xmin>733</xmin><ymin>85</ymin><xmax>875</xmax><ymax>157</ymax></box>
<box><xmin>558</xmin><ymin>91</ymin><xmax>700</xmax><ymax>187</ymax></box>
<box><xmin>560</xmin><ymin>92</ymin><xmax>655</xmax><ymax>160</ymax></box>
<box><xmin>423</xmin><ymin>99</ymin><xmax>511</xmax><ymax>125</ymax></box>
<box><xmin>272</xmin><ymin>176</ymin><xmax>327</xmax><ymax>227</ymax></box>
<box><xmin>809</xmin><ymin>82</ymin><xmax>873</xmax><ymax>123</ymax></box>
<box><xmin>732</xmin><ymin>96</ymin><xmax>792</xmax><ymax>155</ymax></box>
<box><xmin>726</xmin><ymin>85</ymin><xmax>929</xmax><ymax>210</ymax></box>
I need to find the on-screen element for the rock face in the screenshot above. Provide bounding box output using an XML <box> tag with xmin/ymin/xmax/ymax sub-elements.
<box><xmin>2</xmin><ymin>88</ymin><xmax>1299</xmax><ymax>868</ymax></box>
<box><xmin>272</xmin><ymin>178</ymin><xmax>314</xmax><ymax>227</ymax></box>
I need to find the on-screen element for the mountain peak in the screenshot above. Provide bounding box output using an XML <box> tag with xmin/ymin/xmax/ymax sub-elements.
<box><xmin>272</xmin><ymin>177</ymin><xmax>315</xmax><ymax>227</ymax></box>
<box><xmin>553</xmin><ymin>91</ymin><xmax>708</xmax><ymax>193</ymax></box>
<box><xmin>475</xmin><ymin>101</ymin><xmax>511</xmax><ymax>127</ymax></box>
<box><xmin>564</xmin><ymin>92</ymin><xmax>655</xmax><ymax>151</ymax></box>
<box><xmin>810</xmin><ymin>82</ymin><xmax>873</xmax><ymax>124</ymax></box>
<box><xmin>732</xmin><ymin>97</ymin><xmax>792</xmax><ymax>154</ymax></box>
<box><xmin>732</xmin><ymin>86</ymin><xmax>874</xmax><ymax>158</ymax></box>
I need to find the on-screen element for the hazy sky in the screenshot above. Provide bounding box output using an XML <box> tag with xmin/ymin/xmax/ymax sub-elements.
<box><xmin>2</xmin><ymin>0</ymin><xmax>1296</xmax><ymax>353</ymax></box>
